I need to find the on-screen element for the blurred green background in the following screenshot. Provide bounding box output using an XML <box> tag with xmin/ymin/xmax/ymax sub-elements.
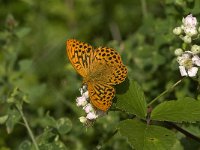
<box><xmin>0</xmin><ymin>0</ymin><xmax>200</xmax><ymax>149</ymax></box>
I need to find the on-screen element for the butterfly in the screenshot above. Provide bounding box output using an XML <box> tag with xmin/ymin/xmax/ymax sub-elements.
<box><xmin>66</xmin><ymin>39</ymin><xmax>127</xmax><ymax>111</ymax></box>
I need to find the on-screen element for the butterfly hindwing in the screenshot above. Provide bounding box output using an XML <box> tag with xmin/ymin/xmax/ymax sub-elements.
<box><xmin>87</xmin><ymin>82</ymin><xmax>115</xmax><ymax>111</ymax></box>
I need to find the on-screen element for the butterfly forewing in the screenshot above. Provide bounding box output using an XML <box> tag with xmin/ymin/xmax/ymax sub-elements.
<box><xmin>94</xmin><ymin>47</ymin><xmax>128</xmax><ymax>85</ymax></box>
<box><xmin>66</xmin><ymin>39</ymin><xmax>94</xmax><ymax>77</ymax></box>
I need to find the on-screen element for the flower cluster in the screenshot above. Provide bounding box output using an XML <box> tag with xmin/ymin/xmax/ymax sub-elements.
<box><xmin>76</xmin><ymin>85</ymin><xmax>106</xmax><ymax>125</ymax></box>
<box><xmin>173</xmin><ymin>14</ymin><xmax>200</xmax><ymax>77</ymax></box>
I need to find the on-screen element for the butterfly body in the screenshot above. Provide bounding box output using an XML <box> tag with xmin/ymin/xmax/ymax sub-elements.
<box><xmin>66</xmin><ymin>39</ymin><xmax>127</xmax><ymax>111</ymax></box>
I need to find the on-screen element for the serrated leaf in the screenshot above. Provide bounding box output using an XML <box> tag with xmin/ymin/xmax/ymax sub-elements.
<box><xmin>37</xmin><ymin>128</ymin><xmax>56</xmax><ymax>144</ymax></box>
<box><xmin>118</xmin><ymin>119</ymin><xmax>176</xmax><ymax>150</ymax></box>
<box><xmin>7</xmin><ymin>87</ymin><xmax>29</xmax><ymax>109</ymax></box>
<box><xmin>0</xmin><ymin>115</ymin><xmax>8</xmax><ymax>124</ymax></box>
<box><xmin>6</xmin><ymin>108</ymin><xmax>21</xmax><ymax>134</ymax></box>
<box><xmin>56</xmin><ymin>118</ymin><xmax>72</xmax><ymax>135</ymax></box>
<box><xmin>37</xmin><ymin>130</ymin><xmax>67</xmax><ymax>150</ymax></box>
<box><xmin>151</xmin><ymin>97</ymin><xmax>200</xmax><ymax>122</ymax></box>
<box><xmin>44</xmin><ymin>113</ymin><xmax>57</xmax><ymax>127</ymax></box>
<box><xmin>39</xmin><ymin>140</ymin><xmax>67</xmax><ymax>150</ymax></box>
<box><xmin>116</xmin><ymin>80</ymin><xmax>147</xmax><ymax>118</ymax></box>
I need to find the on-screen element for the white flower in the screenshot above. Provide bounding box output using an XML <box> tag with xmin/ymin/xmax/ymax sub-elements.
<box><xmin>83</xmin><ymin>103</ymin><xmax>94</xmax><ymax>113</ymax></box>
<box><xmin>76</xmin><ymin>96</ymin><xmax>87</xmax><ymax>107</ymax></box>
<box><xmin>86</xmin><ymin>112</ymin><xmax>98</xmax><ymax>120</ymax></box>
<box><xmin>177</xmin><ymin>51</ymin><xmax>200</xmax><ymax>77</ymax></box>
<box><xmin>179</xmin><ymin>66</ymin><xmax>198</xmax><ymax>77</ymax></box>
<box><xmin>183</xmin><ymin>26</ymin><xmax>197</xmax><ymax>36</ymax></box>
<box><xmin>181</xmin><ymin>14</ymin><xmax>199</xmax><ymax>37</ymax></box>
<box><xmin>182</xmin><ymin>14</ymin><xmax>198</xmax><ymax>28</ymax></box>
<box><xmin>77</xmin><ymin>85</ymin><xmax>108</xmax><ymax>123</ymax></box>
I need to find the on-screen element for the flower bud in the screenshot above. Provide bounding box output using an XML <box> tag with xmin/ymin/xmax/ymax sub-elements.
<box><xmin>174</xmin><ymin>48</ymin><xmax>183</xmax><ymax>56</ymax></box>
<box><xmin>79</xmin><ymin>116</ymin><xmax>87</xmax><ymax>123</ymax></box>
<box><xmin>184</xmin><ymin>27</ymin><xmax>197</xmax><ymax>36</ymax></box>
<box><xmin>183</xmin><ymin>35</ymin><xmax>192</xmax><ymax>43</ymax></box>
<box><xmin>173</xmin><ymin>27</ymin><xmax>182</xmax><ymax>35</ymax></box>
<box><xmin>182</xmin><ymin>14</ymin><xmax>198</xmax><ymax>28</ymax></box>
<box><xmin>191</xmin><ymin>45</ymin><xmax>200</xmax><ymax>54</ymax></box>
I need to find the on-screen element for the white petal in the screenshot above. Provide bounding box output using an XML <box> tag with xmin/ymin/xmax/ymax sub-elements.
<box><xmin>192</xmin><ymin>55</ymin><xmax>200</xmax><ymax>66</ymax></box>
<box><xmin>79</xmin><ymin>87</ymin><xmax>84</xmax><ymax>95</ymax></box>
<box><xmin>179</xmin><ymin>66</ymin><xmax>188</xmax><ymax>76</ymax></box>
<box><xmin>86</xmin><ymin>112</ymin><xmax>98</xmax><ymax>120</ymax></box>
<box><xmin>76</xmin><ymin>96</ymin><xmax>87</xmax><ymax>107</ymax></box>
<box><xmin>79</xmin><ymin>85</ymin><xmax>87</xmax><ymax>95</ymax></box>
<box><xmin>83</xmin><ymin>103</ymin><xmax>94</xmax><ymax>113</ymax></box>
<box><xmin>83</xmin><ymin>91</ymin><xmax>89</xmax><ymax>99</ymax></box>
<box><xmin>188</xmin><ymin>67</ymin><xmax>198</xmax><ymax>77</ymax></box>
<box><xmin>182</xmin><ymin>52</ymin><xmax>192</xmax><ymax>59</ymax></box>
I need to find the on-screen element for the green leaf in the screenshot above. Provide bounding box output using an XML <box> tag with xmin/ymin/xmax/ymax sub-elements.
<box><xmin>44</xmin><ymin>113</ymin><xmax>57</xmax><ymax>127</ymax></box>
<box><xmin>56</xmin><ymin>118</ymin><xmax>72</xmax><ymax>135</ymax></box>
<box><xmin>0</xmin><ymin>115</ymin><xmax>8</xmax><ymax>124</ymax></box>
<box><xmin>15</xmin><ymin>27</ymin><xmax>31</xmax><ymax>38</ymax></box>
<box><xmin>118</xmin><ymin>119</ymin><xmax>177</xmax><ymax>150</ymax></box>
<box><xmin>7</xmin><ymin>87</ymin><xmax>29</xmax><ymax>110</ymax></box>
<box><xmin>37</xmin><ymin>128</ymin><xmax>68</xmax><ymax>150</ymax></box>
<box><xmin>116</xmin><ymin>80</ymin><xmax>147</xmax><ymax>118</ymax></box>
<box><xmin>6</xmin><ymin>108</ymin><xmax>21</xmax><ymax>134</ymax></box>
<box><xmin>19</xmin><ymin>59</ymin><xmax>33</xmax><ymax>72</ymax></box>
<box><xmin>18</xmin><ymin>140</ymin><xmax>32</xmax><ymax>150</ymax></box>
<box><xmin>151</xmin><ymin>97</ymin><xmax>200</xmax><ymax>122</ymax></box>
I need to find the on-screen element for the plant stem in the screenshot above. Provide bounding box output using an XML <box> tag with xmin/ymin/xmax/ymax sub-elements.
<box><xmin>17</xmin><ymin>107</ymin><xmax>39</xmax><ymax>150</ymax></box>
<box><xmin>140</xmin><ymin>0</ymin><xmax>147</xmax><ymax>18</ymax></box>
<box><xmin>166</xmin><ymin>122</ymin><xmax>200</xmax><ymax>143</ymax></box>
<box><xmin>147</xmin><ymin>78</ymin><xmax>183</xmax><ymax>106</ymax></box>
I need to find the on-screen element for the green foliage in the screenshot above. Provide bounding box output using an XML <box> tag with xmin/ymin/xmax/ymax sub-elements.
<box><xmin>118</xmin><ymin>119</ymin><xmax>178</xmax><ymax>150</ymax></box>
<box><xmin>151</xmin><ymin>97</ymin><xmax>200</xmax><ymax>122</ymax></box>
<box><xmin>116</xmin><ymin>80</ymin><xmax>147</xmax><ymax>118</ymax></box>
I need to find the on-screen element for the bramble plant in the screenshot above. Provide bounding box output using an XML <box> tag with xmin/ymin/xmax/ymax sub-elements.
<box><xmin>1</xmin><ymin>1</ymin><xmax>200</xmax><ymax>150</ymax></box>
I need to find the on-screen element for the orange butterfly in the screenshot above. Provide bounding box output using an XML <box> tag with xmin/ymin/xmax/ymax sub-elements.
<box><xmin>66</xmin><ymin>39</ymin><xmax>127</xmax><ymax>111</ymax></box>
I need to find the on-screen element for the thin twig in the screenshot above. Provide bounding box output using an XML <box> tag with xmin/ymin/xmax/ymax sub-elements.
<box><xmin>166</xmin><ymin>122</ymin><xmax>200</xmax><ymax>143</ymax></box>
<box><xmin>140</xmin><ymin>0</ymin><xmax>148</xmax><ymax>18</ymax></box>
<box><xmin>17</xmin><ymin>107</ymin><xmax>39</xmax><ymax>150</ymax></box>
<box><xmin>147</xmin><ymin>78</ymin><xmax>183</xmax><ymax>106</ymax></box>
